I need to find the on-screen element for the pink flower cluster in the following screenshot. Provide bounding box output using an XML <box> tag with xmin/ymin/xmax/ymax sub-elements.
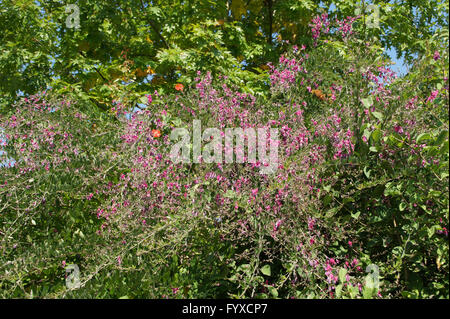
<box><xmin>310</xmin><ymin>13</ymin><xmax>330</xmax><ymax>44</ymax></box>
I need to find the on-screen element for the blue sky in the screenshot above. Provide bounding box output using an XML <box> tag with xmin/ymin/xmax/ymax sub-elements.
<box><xmin>387</xmin><ymin>48</ymin><xmax>409</xmax><ymax>76</ymax></box>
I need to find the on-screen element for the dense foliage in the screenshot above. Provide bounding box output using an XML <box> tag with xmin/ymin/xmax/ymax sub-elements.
<box><xmin>1</xmin><ymin>0</ymin><xmax>448</xmax><ymax>110</ymax></box>
<box><xmin>0</xmin><ymin>2</ymin><xmax>448</xmax><ymax>299</ymax></box>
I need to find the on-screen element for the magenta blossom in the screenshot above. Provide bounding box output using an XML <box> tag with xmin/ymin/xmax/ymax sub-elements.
<box><xmin>394</xmin><ymin>125</ymin><xmax>404</xmax><ymax>134</ymax></box>
<box><xmin>433</xmin><ymin>51</ymin><xmax>440</xmax><ymax>61</ymax></box>
<box><xmin>273</xmin><ymin>219</ymin><xmax>283</xmax><ymax>232</ymax></box>
<box><xmin>427</xmin><ymin>90</ymin><xmax>439</xmax><ymax>103</ymax></box>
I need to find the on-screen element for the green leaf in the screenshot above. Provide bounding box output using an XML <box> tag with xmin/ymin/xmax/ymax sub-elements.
<box><xmin>224</xmin><ymin>190</ymin><xmax>236</xmax><ymax>198</ymax></box>
<box><xmin>427</xmin><ymin>226</ymin><xmax>438</xmax><ymax>238</ymax></box>
<box><xmin>351</xmin><ymin>211</ymin><xmax>361</xmax><ymax>219</ymax></box>
<box><xmin>434</xmin><ymin>130</ymin><xmax>448</xmax><ymax>145</ymax></box>
<box><xmin>363</xmin><ymin>166</ymin><xmax>371</xmax><ymax>178</ymax></box>
<box><xmin>416</xmin><ymin>133</ymin><xmax>431</xmax><ymax>143</ymax></box>
<box><xmin>362</xmin><ymin>96</ymin><xmax>373</xmax><ymax>108</ymax></box>
<box><xmin>371</xmin><ymin>129</ymin><xmax>381</xmax><ymax>142</ymax></box>
<box><xmin>267</xmin><ymin>285</ymin><xmax>278</xmax><ymax>298</ymax></box>
<box><xmin>362</xmin><ymin>286</ymin><xmax>374</xmax><ymax>299</ymax></box>
<box><xmin>336</xmin><ymin>284</ymin><xmax>343</xmax><ymax>298</ymax></box>
<box><xmin>261</xmin><ymin>265</ymin><xmax>271</xmax><ymax>276</ymax></box>
<box><xmin>339</xmin><ymin>268</ymin><xmax>348</xmax><ymax>283</ymax></box>
<box><xmin>363</xmin><ymin>129</ymin><xmax>372</xmax><ymax>141</ymax></box>
<box><xmin>348</xmin><ymin>285</ymin><xmax>359</xmax><ymax>298</ymax></box>
<box><xmin>139</xmin><ymin>96</ymin><xmax>148</xmax><ymax>104</ymax></box>
<box><xmin>440</xmin><ymin>141</ymin><xmax>449</xmax><ymax>154</ymax></box>
<box><xmin>371</xmin><ymin>112</ymin><xmax>383</xmax><ymax>121</ymax></box>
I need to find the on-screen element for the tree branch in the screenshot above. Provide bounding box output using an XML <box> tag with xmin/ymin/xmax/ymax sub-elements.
<box><xmin>140</xmin><ymin>0</ymin><xmax>169</xmax><ymax>49</ymax></box>
<box><xmin>266</xmin><ymin>0</ymin><xmax>273</xmax><ymax>45</ymax></box>
<box><xmin>78</xmin><ymin>51</ymin><xmax>108</xmax><ymax>82</ymax></box>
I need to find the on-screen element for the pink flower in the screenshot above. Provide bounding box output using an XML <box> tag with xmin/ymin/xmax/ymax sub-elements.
<box><xmin>433</xmin><ymin>51</ymin><xmax>440</xmax><ymax>61</ymax></box>
<box><xmin>307</xmin><ymin>217</ymin><xmax>316</xmax><ymax>230</ymax></box>
<box><xmin>146</xmin><ymin>94</ymin><xmax>153</xmax><ymax>104</ymax></box>
<box><xmin>421</xmin><ymin>159</ymin><xmax>427</xmax><ymax>167</ymax></box>
<box><xmin>348</xmin><ymin>240</ymin><xmax>353</xmax><ymax>247</ymax></box>
<box><xmin>273</xmin><ymin>219</ymin><xmax>283</xmax><ymax>231</ymax></box>
<box><xmin>427</xmin><ymin>89</ymin><xmax>439</xmax><ymax>103</ymax></box>
<box><xmin>394</xmin><ymin>125</ymin><xmax>404</xmax><ymax>134</ymax></box>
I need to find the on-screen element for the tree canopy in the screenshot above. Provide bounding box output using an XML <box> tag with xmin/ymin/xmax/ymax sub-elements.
<box><xmin>1</xmin><ymin>0</ymin><xmax>448</xmax><ymax>112</ymax></box>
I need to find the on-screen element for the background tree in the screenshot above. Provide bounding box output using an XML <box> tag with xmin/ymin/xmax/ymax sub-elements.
<box><xmin>1</xmin><ymin>0</ymin><xmax>448</xmax><ymax>113</ymax></box>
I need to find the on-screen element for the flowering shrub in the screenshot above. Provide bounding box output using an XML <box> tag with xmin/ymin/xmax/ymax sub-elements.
<box><xmin>0</xmin><ymin>15</ymin><xmax>448</xmax><ymax>299</ymax></box>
